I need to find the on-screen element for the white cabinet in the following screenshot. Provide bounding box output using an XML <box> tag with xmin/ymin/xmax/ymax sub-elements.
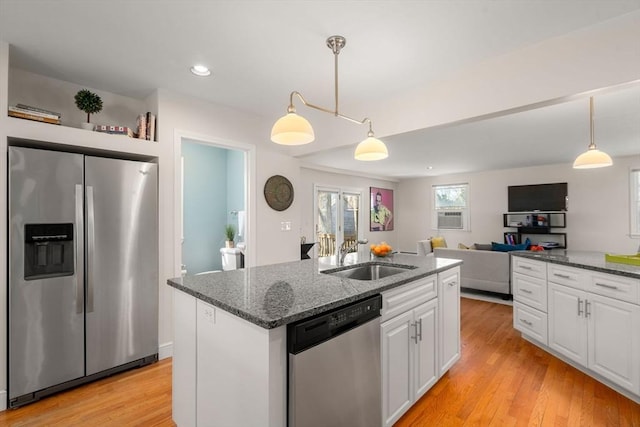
<box><xmin>548</xmin><ymin>282</ymin><xmax>588</xmax><ymax>365</ymax></box>
<box><xmin>513</xmin><ymin>255</ymin><xmax>640</xmax><ymax>398</ymax></box>
<box><xmin>438</xmin><ymin>266</ymin><xmax>460</xmax><ymax>375</ymax></box>
<box><xmin>512</xmin><ymin>258</ymin><xmax>549</xmax><ymax>345</ymax></box>
<box><xmin>548</xmin><ymin>281</ymin><xmax>640</xmax><ymax>394</ymax></box>
<box><xmin>380</xmin><ymin>274</ymin><xmax>441</xmax><ymax>427</ymax></box>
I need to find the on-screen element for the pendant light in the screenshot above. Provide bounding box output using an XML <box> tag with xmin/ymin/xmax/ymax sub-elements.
<box><xmin>271</xmin><ymin>35</ymin><xmax>388</xmax><ymax>161</ymax></box>
<box><xmin>573</xmin><ymin>97</ymin><xmax>613</xmax><ymax>169</ymax></box>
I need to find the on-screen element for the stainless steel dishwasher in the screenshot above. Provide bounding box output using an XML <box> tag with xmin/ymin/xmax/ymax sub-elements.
<box><xmin>288</xmin><ymin>294</ymin><xmax>382</xmax><ymax>427</ymax></box>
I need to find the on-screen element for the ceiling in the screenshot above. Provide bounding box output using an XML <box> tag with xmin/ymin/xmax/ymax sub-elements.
<box><xmin>1</xmin><ymin>1</ymin><xmax>639</xmax><ymax>178</ymax></box>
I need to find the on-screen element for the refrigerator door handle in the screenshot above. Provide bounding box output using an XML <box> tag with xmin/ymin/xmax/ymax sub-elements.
<box><xmin>75</xmin><ymin>184</ymin><xmax>84</xmax><ymax>314</ymax></box>
<box><xmin>86</xmin><ymin>185</ymin><xmax>95</xmax><ymax>313</ymax></box>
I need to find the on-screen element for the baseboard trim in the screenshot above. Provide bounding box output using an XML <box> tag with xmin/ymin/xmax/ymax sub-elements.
<box><xmin>0</xmin><ymin>390</ymin><xmax>6</xmax><ymax>411</ymax></box>
<box><xmin>159</xmin><ymin>342</ymin><xmax>173</xmax><ymax>360</ymax></box>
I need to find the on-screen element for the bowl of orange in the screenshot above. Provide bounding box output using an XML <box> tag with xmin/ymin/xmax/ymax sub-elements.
<box><xmin>370</xmin><ymin>242</ymin><xmax>393</xmax><ymax>258</ymax></box>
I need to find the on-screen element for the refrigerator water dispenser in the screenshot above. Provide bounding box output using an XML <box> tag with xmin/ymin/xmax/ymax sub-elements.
<box><xmin>24</xmin><ymin>223</ymin><xmax>74</xmax><ymax>280</ymax></box>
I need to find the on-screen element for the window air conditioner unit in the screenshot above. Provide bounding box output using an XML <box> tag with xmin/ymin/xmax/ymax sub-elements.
<box><xmin>437</xmin><ymin>211</ymin><xmax>463</xmax><ymax>229</ymax></box>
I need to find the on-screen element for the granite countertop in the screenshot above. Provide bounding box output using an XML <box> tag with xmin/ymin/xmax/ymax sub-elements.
<box><xmin>511</xmin><ymin>250</ymin><xmax>640</xmax><ymax>279</ymax></box>
<box><xmin>167</xmin><ymin>252</ymin><xmax>461</xmax><ymax>329</ymax></box>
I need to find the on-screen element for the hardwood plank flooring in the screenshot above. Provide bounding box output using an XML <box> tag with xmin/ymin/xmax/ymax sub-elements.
<box><xmin>0</xmin><ymin>358</ymin><xmax>175</xmax><ymax>427</ymax></box>
<box><xmin>396</xmin><ymin>297</ymin><xmax>640</xmax><ymax>427</ymax></box>
<box><xmin>1</xmin><ymin>297</ymin><xmax>639</xmax><ymax>426</ymax></box>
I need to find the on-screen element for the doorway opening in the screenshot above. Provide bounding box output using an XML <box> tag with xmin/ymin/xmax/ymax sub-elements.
<box><xmin>180</xmin><ymin>137</ymin><xmax>249</xmax><ymax>275</ymax></box>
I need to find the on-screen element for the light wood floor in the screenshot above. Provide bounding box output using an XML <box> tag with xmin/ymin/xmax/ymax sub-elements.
<box><xmin>2</xmin><ymin>298</ymin><xmax>639</xmax><ymax>426</ymax></box>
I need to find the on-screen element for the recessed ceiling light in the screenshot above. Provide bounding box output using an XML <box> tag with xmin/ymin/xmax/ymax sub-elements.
<box><xmin>427</xmin><ymin>166</ymin><xmax>433</xmax><ymax>170</ymax></box>
<box><xmin>190</xmin><ymin>64</ymin><xmax>211</xmax><ymax>77</ymax></box>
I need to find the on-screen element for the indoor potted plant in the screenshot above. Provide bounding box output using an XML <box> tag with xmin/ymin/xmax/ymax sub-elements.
<box><xmin>224</xmin><ymin>224</ymin><xmax>235</xmax><ymax>248</ymax></box>
<box><xmin>74</xmin><ymin>89</ymin><xmax>103</xmax><ymax>130</ymax></box>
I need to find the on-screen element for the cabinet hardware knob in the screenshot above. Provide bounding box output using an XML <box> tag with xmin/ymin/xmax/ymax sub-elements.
<box><xmin>521</xmin><ymin>288</ymin><xmax>533</xmax><ymax>294</ymax></box>
<box><xmin>520</xmin><ymin>266</ymin><xmax>533</xmax><ymax>270</ymax></box>
<box><xmin>520</xmin><ymin>319</ymin><xmax>533</xmax><ymax>327</ymax></box>
<box><xmin>417</xmin><ymin>318</ymin><xmax>423</xmax><ymax>341</ymax></box>
<box><xmin>448</xmin><ymin>281</ymin><xmax>457</xmax><ymax>287</ymax></box>
<box><xmin>585</xmin><ymin>300</ymin><xmax>591</xmax><ymax>318</ymax></box>
<box><xmin>554</xmin><ymin>273</ymin><xmax>571</xmax><ymax>279</ymax></box>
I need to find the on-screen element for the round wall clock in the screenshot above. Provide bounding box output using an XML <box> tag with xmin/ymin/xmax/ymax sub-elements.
<box><xmin>264</xmin><ymin>175</ymin><xmax>294</xmax><ymax>211</ymax></box>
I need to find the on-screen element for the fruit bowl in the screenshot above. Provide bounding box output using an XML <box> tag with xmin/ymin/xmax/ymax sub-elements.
<box><xmin>370</xmin><ymin>242</ymin><xmax>393</xmax><ymax>257</ymax></box>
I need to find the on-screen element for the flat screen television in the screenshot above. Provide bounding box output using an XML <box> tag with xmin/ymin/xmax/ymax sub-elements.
<box><xmin>508</xmin><ymin>183</ymin><xmax>567</xmax><ymax>212</ymax></box>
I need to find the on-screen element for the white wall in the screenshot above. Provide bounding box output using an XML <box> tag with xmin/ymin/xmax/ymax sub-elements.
<box><xmin>396</xmin><ymin>155</ymin><xmax>640</xmax><ymax>254</ymax></box>
<box><xmin>156</xmin><ymin>88</ymin><xmax>302</xmax><ymax>353</ymax></box>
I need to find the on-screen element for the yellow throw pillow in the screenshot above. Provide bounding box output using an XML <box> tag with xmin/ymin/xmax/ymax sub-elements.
<box><xmin>431</xmin><ymin>236</ymin><xmax>447</xmax><ymax>249</ymax></box>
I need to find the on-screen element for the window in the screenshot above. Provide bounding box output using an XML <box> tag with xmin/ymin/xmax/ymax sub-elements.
<box><xmin>432</xmin><ymin>183</ymin><xmax>470</xmax><ymax>231</ymax></box>
<box><xmin>631</xmin><ymin>169</ymin><xmax>640</xmax><ymax>237</ymax></box>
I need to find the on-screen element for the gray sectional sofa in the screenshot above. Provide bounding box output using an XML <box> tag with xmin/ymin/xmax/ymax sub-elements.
<box><xmin>416</xmin><ymin>240</ymin><xmax>511</xmax><ymax>296</ymax></box>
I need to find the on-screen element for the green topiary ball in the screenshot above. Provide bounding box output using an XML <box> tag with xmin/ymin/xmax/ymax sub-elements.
<box><xmin>74</xmin><ymin>89</ymin><xmax>103</xmax><ymax>122</ymax></box>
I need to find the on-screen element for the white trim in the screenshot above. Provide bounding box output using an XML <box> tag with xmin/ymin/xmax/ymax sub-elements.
<box><xmin>0</xmin><ymin>390</ymin><xmax>6</xmax><ymax>411</ymax></box>
<box><xmin>300</xmin><ymin>162</ymin><xmax>400</xmax><ymax>183</ymax></box>
<box><xmin>173</xmin><ymin>129</ymin><xmax>257</xmax><ymax>275</ymax></box>
<box><xmin>158</xmin><ymin>342</ymin><xmax>173</xmax><ymax>360</ymax></box>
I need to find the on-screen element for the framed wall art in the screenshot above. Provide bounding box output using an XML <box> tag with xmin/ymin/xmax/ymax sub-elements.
<box><xmin>370</xmin><ymin>187</ymin><xmax>394</xmax><ymax>231</ymax></box>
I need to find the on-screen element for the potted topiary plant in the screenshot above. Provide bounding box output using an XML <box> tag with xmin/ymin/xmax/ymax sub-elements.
<box><xmin>74</xmin><ymin>89</ymin><xmax>103</xmax><ymax>130</ymax></box>
<box><xmin>224</xmin><ymin>224</ymin><xmax>235</xmax><ymax>248</ymax></box>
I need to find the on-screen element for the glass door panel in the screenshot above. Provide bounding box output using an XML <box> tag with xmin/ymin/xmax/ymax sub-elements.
<box><xmin>317</xmin><ymin>189</ymin><xmax>338</xmax><ymax>257</ymax></box>
<box><xmin>342</xmin><ymin>192</ymin><xmax>360</xmax><ymax>253</ymax></box>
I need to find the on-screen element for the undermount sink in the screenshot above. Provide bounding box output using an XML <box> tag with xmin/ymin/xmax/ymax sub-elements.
<box><xmin>322</xmin><ymin>263</ymin><xmax>417</xmax><ymax>281</ymax></box>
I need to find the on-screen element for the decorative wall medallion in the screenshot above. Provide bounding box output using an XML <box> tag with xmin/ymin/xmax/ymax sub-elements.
<box><xmin>264</xmin><ymin>175</ymin><xmax>294</xmax><ymax>211</ymax></box>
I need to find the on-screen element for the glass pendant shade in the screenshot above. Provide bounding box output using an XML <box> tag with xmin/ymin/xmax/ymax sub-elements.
<box><xmin>270</xmin><ymin>112</ymin><xmax>315</xmax><ymax>145</ymax></box>
<box><xmin>573</xmin><ymin>145</ymin><xmax>613</xmax><ymax>169</ymax></box>
<box><xmin>354</xmin><ymin>135</ymin><xmax>389</xmax><ymax>161</ymax></box>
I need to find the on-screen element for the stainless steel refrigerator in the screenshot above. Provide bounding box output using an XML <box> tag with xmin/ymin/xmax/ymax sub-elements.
<box><xmin>8</xmin><ymin>146</ymin><xmax>158</xmax><ymax>407</ymax></box>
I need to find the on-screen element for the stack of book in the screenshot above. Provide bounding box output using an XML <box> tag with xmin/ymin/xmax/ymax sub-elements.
<box><xmin>94</xmin><ymin>125</ymin><xmax>135</xmax><ymax>138</ymax></box>
<box><xmin>8</xmin><ymin>104</ymin><xmax>61</xmax><ymax>125</ymax></box>
<box><xmin>136</xmin><ymin>112</ymin><xmax>156</xmax><ymax>142</ymax></box>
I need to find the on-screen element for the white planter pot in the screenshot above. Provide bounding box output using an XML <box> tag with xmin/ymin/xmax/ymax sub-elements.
<box><xmin>80</xmin><ymin>122</ymin><xmax>94</xmax><ymax>130</ymax></box>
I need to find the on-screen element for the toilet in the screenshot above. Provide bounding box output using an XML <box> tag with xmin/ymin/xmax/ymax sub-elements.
<box><xmin>220</xmin><ymin>246</ymin><xmax>244</xmax><ymax>271</ymax></box>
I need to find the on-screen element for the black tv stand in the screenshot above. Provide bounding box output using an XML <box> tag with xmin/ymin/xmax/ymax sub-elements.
<box><xmin>503</xmin><ymin>211</ymin><xmax>567</xmax><ymax>249</ymax></box>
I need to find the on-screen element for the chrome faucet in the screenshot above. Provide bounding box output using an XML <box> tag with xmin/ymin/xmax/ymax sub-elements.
<box><xmin>339</xmin><ymin>239</ymin><xmax>369</xmax><ymax>266</ymax></box>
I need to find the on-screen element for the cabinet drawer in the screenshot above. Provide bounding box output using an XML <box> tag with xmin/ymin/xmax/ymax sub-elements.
<box><xmin>512</xmin><ymin>257</ymin><xmax>547</xmax><ymax>280</ymax></box>
<box><xmin>547</xmin><ymin>263</ymin><xmax>586</xmax><ymax>290</ymax></box>
<box><xmin>587</xmin><ymin>272</ymin><xmax>640</xmax><ymax>305</ymax></box>
<box><xmin>513</xmin><ymin>301</ymin><xmax>548</xmax><ymax>345</ymax></box>
<box><xmin>513</xmin><ymin>272</ymin><xmax>547</xmax><ymax>312</ymax></box>
<box><xmin>381</xmin><ymin>275</ymin><xmax>437</xmax><ymax>322</ymax></box>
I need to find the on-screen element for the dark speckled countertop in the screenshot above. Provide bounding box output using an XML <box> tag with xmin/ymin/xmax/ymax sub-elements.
<box><xmin>511</xmin><ymin>250</ymin><xmax>640</xmax><ymax>279</ymax></box>
<box><xmin>167</xmin><ymin>253</ymin><xmax>461</xmax><ymax>329</ymax></box>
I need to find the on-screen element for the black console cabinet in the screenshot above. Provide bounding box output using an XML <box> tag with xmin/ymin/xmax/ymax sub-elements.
<box><xmin>503</xmin><ymin>212</ymin><xmax>567</xmax><ymax>249</ymax></box>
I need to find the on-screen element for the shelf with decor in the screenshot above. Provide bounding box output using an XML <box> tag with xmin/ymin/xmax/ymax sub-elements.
<box><xmin>503</xmin><ymin>212</ymin><xmax>567</xmax><ymax>249</ymax></box>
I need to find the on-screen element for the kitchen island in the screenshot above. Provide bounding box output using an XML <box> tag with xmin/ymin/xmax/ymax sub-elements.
<box><xmin>167</xmin><ymin>252</ymin><xmax>462</xmax><ymax>427</ymax></box>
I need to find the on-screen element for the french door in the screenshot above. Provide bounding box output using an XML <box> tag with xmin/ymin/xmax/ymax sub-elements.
<box><xmin>315</xmin><ymin>186</ymin><xmax>363</xmax><ymax>258</ymax></box>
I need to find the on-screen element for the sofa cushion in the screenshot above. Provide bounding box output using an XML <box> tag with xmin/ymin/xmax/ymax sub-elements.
<box><xmin>491</xmin><ymin>237</ymin><xmax>531</xmax><ymax>252</ymax></box>
<box><xmin>431</xmin><ymin>236</ymin><xmax>447</xmax><ymax>249</ymax></box>
<box><xmin>474</xmin><ymin>243</ymin><xmax>492</xmax><ymax>251</ymax></box>
<box><xmin>417</xmin><ymin>239</ymin><xmax>432</xmax><ymax>255</ymax></box>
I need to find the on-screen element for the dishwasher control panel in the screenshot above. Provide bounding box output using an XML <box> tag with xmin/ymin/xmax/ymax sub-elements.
<box><xmin>288</xmin><ymin>294</ymin><xmax>382</xmax><ymax>354</ymax></box>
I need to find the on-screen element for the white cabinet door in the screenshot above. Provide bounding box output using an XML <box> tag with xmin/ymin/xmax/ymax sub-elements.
<box><xmin>414</xmin><ymin>299</ymin><xmax>438</xmax><ymax>400</ymax></box>
<box><xmin>439</xmin><ymin>266</ymin><xmax>460</xmax><ymax>376</ymax></box>
<box><xmin>548</xmin><ymin>283</ymin><xmax>588</xmax><ymax>366</ymax></box>
<box><xmin>588</xmin><ymin>293</ymin><xmax>640</xmax><ymax>394</ymax></box>
<box><xmin>381</xmin><ymin>310</ymin><xmax>414</xmax><ymax>427</ymax></box>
